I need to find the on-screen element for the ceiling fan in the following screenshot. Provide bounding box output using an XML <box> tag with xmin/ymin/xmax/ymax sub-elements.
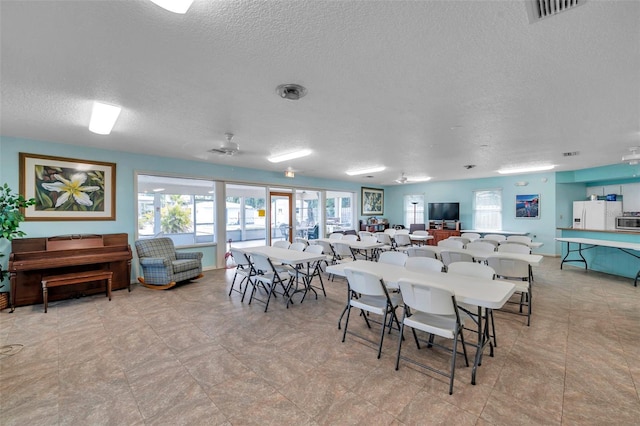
<box><xmin>208</xmin><ymin>133</ymin><xmax>240</xmax><ymax>156</ymax></box>
<box><xmin>395</xmin><ymin>173</ymin><xmax>409</xmax><ymax>184</ymax></box>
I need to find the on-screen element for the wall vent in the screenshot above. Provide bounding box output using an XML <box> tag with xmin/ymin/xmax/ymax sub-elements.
<box><xmin>563</xmin><ymin>151</ymin><xmax>580</xmax><ymax>157</ymax></box>
<box><xmin>525</xmin><ymin>0</ymin><xmax>586</xmax><ymax>23</ymax></box>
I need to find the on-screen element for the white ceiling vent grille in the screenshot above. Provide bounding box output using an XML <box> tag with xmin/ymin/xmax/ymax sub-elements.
<box><xmin>525</xmin><ymin>0</ymin><xmax>586</xmax><ymax>23</ymax></box>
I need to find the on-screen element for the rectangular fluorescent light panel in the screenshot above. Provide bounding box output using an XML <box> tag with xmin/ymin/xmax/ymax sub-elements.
<box><xmin>346</xmin><ymin>166</ymin><xmax>386</xmax><ymax>176</ymax></box>
<box><xmin>267</xmin><ymin>149</ymin><xmax>312</xmax><ymax>163</ymax></box>
<box><xmin>498</xmin><ymin>165</ymin><xmax>555</xmax><ymax>174</ymax></box>
<box><xmin>149</xmin><ymin>0</ymin><xmax>194</xmax><ymax>14</ymax></box>
<box><xmin>89</xmin><ymin>101</ymin><xmax>121</xmax><ymax>135</ymax></box>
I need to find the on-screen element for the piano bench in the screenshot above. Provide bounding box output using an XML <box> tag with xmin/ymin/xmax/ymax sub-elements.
<box><xmin>41</xmin><ymin>270</ymin><xmax>113</xmax><ymax>313</ymax></box>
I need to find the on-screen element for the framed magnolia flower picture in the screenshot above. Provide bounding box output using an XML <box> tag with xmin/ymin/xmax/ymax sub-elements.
<box><xmin>20</xmin><ymin>153</ymin><xmax>116</xmax><ymax>221</ymax></box>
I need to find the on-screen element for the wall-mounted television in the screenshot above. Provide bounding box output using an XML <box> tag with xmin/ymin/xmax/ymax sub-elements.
<box><xmin>428</xmin><ymin>202</ymin><xmax>460</xmax><ymax>221</ymax></box>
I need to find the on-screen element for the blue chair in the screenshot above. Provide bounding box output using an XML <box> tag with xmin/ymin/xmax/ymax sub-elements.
<box><xmin>135</xmin><ymin>238</ymin><xmax>203</xmax><ymax>290</ymax></box>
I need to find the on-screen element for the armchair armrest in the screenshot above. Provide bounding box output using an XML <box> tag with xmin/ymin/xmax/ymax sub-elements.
<box><xmin>176</xmin><ymin>252</ymin><xmax>203</xmax><ymax>260</ymax></box>
<box><xmin>139</xmin><ymin>257</ymin><xmax>171</xmax><ymax>267</ymax></box>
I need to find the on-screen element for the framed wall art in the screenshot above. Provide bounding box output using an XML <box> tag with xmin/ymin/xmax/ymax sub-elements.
<box><xmin>361</xmin><ymin>187</ymin><xmax>384</xmax><ymax>215</ymax></box>
<box><xmin>515</xmin><ymin>194</ymin><xmax>540</xmax><ymax>219</ymax></box>
<box><xmin>20</xmin><ymin>153</ymin><xmax>116</xmax><ymax>221</ymax></box>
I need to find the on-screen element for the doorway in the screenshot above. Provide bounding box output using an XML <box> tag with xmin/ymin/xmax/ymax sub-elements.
<box><xmin>269</xmin><ymin>192</ymin><xmax>293</xmax><ymax>244</ymax></box>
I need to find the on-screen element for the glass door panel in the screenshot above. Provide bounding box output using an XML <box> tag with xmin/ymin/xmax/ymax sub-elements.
<box><xmin>269</xmin><ymin>192</ymin><xmax>293</xmax><ymax>243</ymax></box>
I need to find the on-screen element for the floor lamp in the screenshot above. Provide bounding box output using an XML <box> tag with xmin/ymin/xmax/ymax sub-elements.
<box><xmin>411</xmin><ymin>202</ymin><xmax>418</xmax><ymax>224</ymax></box>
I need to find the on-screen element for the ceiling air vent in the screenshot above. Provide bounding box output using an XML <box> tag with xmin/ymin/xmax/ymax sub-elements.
<box><xmin>563</xmin><ymin>151</ymin><xmax>580</xmax><ymax>157</ymax></box>
<box><xmin>525</xmin><ymin>0</ymin><xmax>586</xmax><ymax>23</ymax></box>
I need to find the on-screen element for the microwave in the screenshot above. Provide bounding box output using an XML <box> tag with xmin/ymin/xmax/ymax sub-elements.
<box><xmin>616</xmin><ymin>216</ymin><xmax>640</xmax><ymax>230</ymax></box>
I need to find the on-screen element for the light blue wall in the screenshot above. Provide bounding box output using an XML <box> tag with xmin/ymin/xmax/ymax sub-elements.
<box><xmin>2</xmin><ymin>135</ymin><xmax>639</xmax><ymax>269</ymax></box>
<box><xmin>382</xmin><ymin>172</ymin><xmax>557</xmax><ymax>254</ymax></box>
<box><xmin>0</xmin><ymin>136</ymin><xmax>370</xmax><ymax>278</ymax></box>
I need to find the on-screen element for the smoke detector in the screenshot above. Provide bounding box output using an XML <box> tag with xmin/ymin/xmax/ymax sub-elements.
<box><xmin>276</xmin><ymin>84</ymin><xmax>307</xmax><ymax>100</ymax></box>
<box><xmin>622</xmin><ymin>147</ymin><xmax>640</xmax><ymax>165</ymax></box>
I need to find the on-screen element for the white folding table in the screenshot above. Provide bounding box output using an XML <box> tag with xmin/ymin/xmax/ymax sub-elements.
<box><xmin>555</xmin><ymin>237</ymin><xmax>640</xmax><ymax>287</ymax></box>
<box><xmin>326</xmin><ymin>260</ymin><xmax>516</xmax><ymax>385</ymax></box>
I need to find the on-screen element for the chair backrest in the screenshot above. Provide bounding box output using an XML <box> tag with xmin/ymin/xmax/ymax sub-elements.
<box><xmin>405</xmin><ymin>257</ymin><xmax>444</xmax><ymax>273</ymax></box>
<box><xmin>486</xmin><ymin>257</ymin><xmax>530</xmax><ymax>281</ymax></box>
<box><xmin>250</xmin><ymin>252</ymin><xmax>276</xmax><ymax>274</ymax></box>
<box><xmin>360</xmin><ymin>236</ymin><xmax>379</xmax><ymax>244</ymax></box>
<box><xmin>412</xmin><ymin>230</ymin><xmax>429</xmax><ymax>236</ymax></box>
<box><xmin>315</xmin><ymin>240</ymin><xmax>335</xmax><ymax>257</ymax></box>
<box><xmin>230</xmin><ymin>248</ymin><xmax>251</xmax><ymax>267</ymax></box>
<box><xmin>498</xmin><ymin>243</ymin><xmax>531</xmax><ymax>254</ymax></box>
<box><xmin>289</xmin><ymin>242</ymin><xmax>306</xmax><ymax>251</ymax></box>
<box><xmin>304</xmin><ymin>244</ymin><xmax>323</xmax><ymax>254</ymax></box>
<box><xmin>358</xmin><ymin>231</ymin><xmax>373</xmax><ymax>239</ymax></box>
<box><xmin>329</xmin><ymin>232</ymin><xmax>343</xmax><ymax>240</ymax></box>
<box><xmin>506</xmin><ymin>235</ymin><xmax>532</xmax><ymax>245</ymax></box>
<box><xmin>409</xmin><ymin>223</ymin><xmax>426</xmax><ymax>233</ymax></box>
<box><xmin>447</xmin><ymin>261</ymin><xmax>495</xmax><ymax>280</ymax></box>
<box><xmin>294</xmin><ymin>237</ymin><xmax>309</xmax><ymax>246</ymax></box>
<box><xmin>449</xmin><ymin>237</ymin><xmax>470</xmax><ymax>246</ymax></box>
<box><xmin>466</xmin><ymin>241</ymin><xmax>496</xmax><ymax>252</ymax></box>
<box><xmin>135</xmin><ymin>237</ymin><xmax>177</xmax><ymax>261</ymax></box>
<box><xmin>394</xmin><ymin>233</ymin><xmax>412</xmax><ymax>247</ymax></box>
<box><xmin>375</xmin><ymin>232</ymin><xmax>393</xmax><ymax>245</ymax></box>
<box><xmin>272</xmin><ymin>240</ymin><xmax>290</xmax><ymax>249</ymax></box>
<box><xmin>484</xmin><ymin>234</ymin><xmax>507</xmax><ymax>242</ymax></box>
<box><xmin>344</xmin><ymin>268</ymin><xmax>386</xmax><ymax>296</ymax></box>
<box><xmin>378</xmin><ymin>251</ymin><xmax>408</xmax><ymax>266</ymax></box>
<box><xmin>461</xmin><ymin>232</ymin><xmax>481</xmax><ymax>241</ymax></box>
<box><xmin>437</xmin><ymin>239</ymin><xmax>464</xmax><ymax>249</ymax></box>
<box><xmin>476</xmin><ymin>238</ymin><xmax>499</xmax><ymax>248</ymax></box>
<box><xmin>440</xmin><ymin>250</ymin><xmax>474</xmax><ymax>266</ymax></box>
<box><xmin>398</xmin><ymin>279</ymin><xmax>456</xmax><ymax>316</ymax></box>
<box><xmin>333</xmin><ymin>242</ymin><xmax>354</xmax><ymax>259</ymax></box>
<box><xmin>406</xmin><ymin>247</ymin><xmax>438</xmax><ymax>259</ymax></box>
<box><xmin>343</xmin><ymin>229</ymin><xmax>358</xmax><ymax>236</ymax></box>
<box><xmin>395</xmin><ymin>229</ymin><xmax>410</xmax><ymax>235</ymax></box>
<box><xmin>384</xmin><ymin>228</ymin><xmax>396</xmax><ymax>237</ymax></box>
<box><xmin>342</xmin><ymin>234</ymin><xmax>358</xmax><ymax>241</ymax></box>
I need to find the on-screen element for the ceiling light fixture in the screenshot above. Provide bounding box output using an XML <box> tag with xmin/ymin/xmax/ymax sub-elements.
<box><xmin>89</xmin><ymin>101</ymin><xmax>121</xmax><ymax>135</ymax></box>
<box><xmin>622</xmin><ymin>147</ymin><xmax>640</xmax><ymax>165</ymax></box>
<box><xmin>267</xmin><ymin>149</ymin><xmax>312</xmax><ymax>163</ymax></box>
<box><xmin>346</xmin><ymin>166</ymin><xmax>386</xmax><ymax>176</ymax></box>
<box><xmin>152</xmin><ymin>188</ymin><xmax>165</xmax><ymax>192</ymax></box>
<box><xmin>284</xmin><ymin>170</ymin><xmax>295</xmax><ymax>178</ymax></box>
<box><xmin>497</xmin><ymin>165</ymin><xmax>555</xmax><ymax>174</ymax></box>
<box><xmin>149</xmin><ymin>0</ymin><xmax>194</xmax><ymax>14</ymax></box>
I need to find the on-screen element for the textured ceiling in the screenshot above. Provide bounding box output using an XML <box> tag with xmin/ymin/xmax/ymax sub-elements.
<box><xmin>1</xmin><ymin>0</ymin><xmax>639</xmax><ymax>185</ymax></box>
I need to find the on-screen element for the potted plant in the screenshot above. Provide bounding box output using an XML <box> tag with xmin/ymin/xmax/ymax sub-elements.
<box><xmin>0</xmin><ymin>184</ymin><xmax>36</xmax><ymax>298</ymax></box>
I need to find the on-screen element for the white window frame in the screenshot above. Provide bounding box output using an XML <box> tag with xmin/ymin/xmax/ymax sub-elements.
<box><xmin>473</xmin><ymin>188</ymin><xmax>502</xmax><ymax>230</ymax></box>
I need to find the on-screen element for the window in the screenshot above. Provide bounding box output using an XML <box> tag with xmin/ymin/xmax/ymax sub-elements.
<box><xmin>225</xmin><ymin>184</ymin><xmax>267</xmax><ymax>246</ymax></box>
<box><xmin>137</xmin><ymin>174</ymin><xmax>215</xmax><ymax>246</ymax></box>
<box><xmin>473</xmin><ymin>189</ymin><xmax>502</xmax><ymax>230</ymax></box>
<box><xmin>325</xmin><ymin>191</ymin><xmax>355</xmax><ymax>236</ymax></box>
<box><xmin>403</xmin><ymin>195</ymin><xmax>424</xmax><ymax>227</ymax></box>
<box><xmin>296</xmin><ymin>190</ymin><xmax>321</xmax><ymax>240</ymax></box>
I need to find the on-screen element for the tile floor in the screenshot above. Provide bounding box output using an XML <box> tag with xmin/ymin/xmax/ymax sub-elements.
<box><xmin>1</xmin><ymin>257</ymin><xmax>639</xmax><ymax>425</ymax></box>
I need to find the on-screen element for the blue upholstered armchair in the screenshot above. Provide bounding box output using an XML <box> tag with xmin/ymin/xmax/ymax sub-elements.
<box><xmin>135</xmin><ymin>238</ymin><xmax>203</xmax><ymax>289</ymax></box>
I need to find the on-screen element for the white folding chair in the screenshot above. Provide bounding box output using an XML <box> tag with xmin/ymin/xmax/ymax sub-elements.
<box><xmin>461</xmin><ymin>232</ymin><xmax>481</xmax><ymax>241</ymax></box>
<box><xmin>437</xmin><ymin>239</ymin><xmax>464</xmax><ymax>249</ymax></box>
<box><xmin>406</xmin><ymin>246</ymin><xmax>439</xmax><ymax>259</ymax></box>
<box><xmin>506</xmin><ymin>235</ymin><xmax>532</xmax><ymax>245</ymax></box>
<box><xmin>405</xmin><ymin>257</ymin><xmax>444</xmax><ymax>273</ymax></box>
<box><xmin>394</xmin><ymin>233</ymin><xmax>413</xmax><ymax>251</ymax></box>
<box><xmin>272</xmin><ymin>240</ymin><xmax>290</xmax><ymax>249</ymax></box>
<box><xmin>244</xmin><ymin>252</ymin><xmax>288</xmax><ymax>312</ymax></box>
<box><xmin>343</xmin><ymin>268</ymin><xmax>402</xmax><ymax>358</ymax></box>
<box><xmin>342</xmin><ymin>234</ymin><xmax>359</xmax><ymax>242</ymax></box>
<box><xmin>329</xmin><ymin>232</ymin><xmax>344</xmax><ymax>240</ymax></box>
<box><xmin>487</xmin><ymin>257</ymin><xmax>532</xmax><ymax>326</ymax></box>
<box><xmin>378</xmin><ymin>251</ymin><xmax>408</xmax><ymax>267</ymax></box>
<box><xmin>446</xmin><ymin>261</ymin><xmax>498</xmax><ymax>347</ymax></box>
<box><xmin>289</xmin><ymin>242</ymin><xmax>306</xmax><ymax>252</ymax></box>
<box><xmin>439</xmin><ymin>250</ymin><xmax>474</xmax><ymax>268</ymax></box>
<box><xmin>498</xmin><ymin>243</ymin><xmax>531</xmax><ymax>254</ymax></box>
<box><xmin>228</xmin><ymin>248</ymin><xmax>253</xmax><ymax>300</ymax></box>
<box><xmin>285</xmin><ymin>244</ymin><xmax>326</xmax><ymax>305</ymax></box>
<box><xmin>358</xmin><ymin>231</ymin><xmax>373</xmax><ymax>240</ymax></box>
<box><xmin>375</xmin><ymin>232</ymin><xmax>394</xmax><ymax>252</ymax></box>
<box><xmin>484</xmin><ymin>234</ymin><xmax>506</xmax><ymax>242</ymax></box>
<box><xmin>395</xmin><ymin>279</ymin><xmax>469</xmax><ymax>395</ymax></box>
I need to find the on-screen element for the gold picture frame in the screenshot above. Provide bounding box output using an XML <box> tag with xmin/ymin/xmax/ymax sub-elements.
<box><xmin>20</xmin><ymin>153</ymin><xmax>116</xmax><ymax>221</ymax></box>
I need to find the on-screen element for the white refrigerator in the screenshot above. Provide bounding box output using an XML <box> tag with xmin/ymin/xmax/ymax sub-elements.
<box><xmin>572</xmin><ymin>201</ymin><xmax>622</xmax><ymax>230</ymax></box>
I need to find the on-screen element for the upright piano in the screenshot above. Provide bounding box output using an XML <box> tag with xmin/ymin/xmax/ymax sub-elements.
<box><xmin>8</xmin><ymin>233</ymin><xmax>132</xmax><ymax>312</ymax></box>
